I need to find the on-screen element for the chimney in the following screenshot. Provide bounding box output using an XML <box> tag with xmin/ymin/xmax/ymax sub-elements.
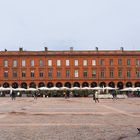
<box><xmin>44</xmin><ymin>47</ymin><xmax>48</xmax><ymax>51</ymax></box>
<box><xmin>19</xmin><ymin>47</ymin><xmax>23</xmax><ymax>51</ymax></box>
<box><xmin>95</xmin><ymin>47</ymin><xmax>98</xmax><ymax>51</ymax></box>
<box><xmin>70</xmin><ymin>47</ymin><xmax>73</xmax><ymax>51</ymax></box>
<box><xmin>120</xmin><ymin>47</ymin><xmax>124</xmax><ymax>52</ymax></box>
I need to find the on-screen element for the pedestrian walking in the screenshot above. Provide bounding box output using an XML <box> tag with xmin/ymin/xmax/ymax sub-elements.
<box><xmin>94</xmin><ymin>90</ymin><xmax>99</xmax><ymax>103</ymax></box>
<box><xmin>11</xmin><ymin>91</ymin><xmax>16</xmax><ymax>100</ymax></box>
<box><xmin>64</xmin><ymin>91</ymin><xmax>67</xmax><ymax>99</ymax></box>
<box><xmin>33</xmin><ymin>91</ymin><xmax>38</xmax><ymax>100</ymax></box>
<box><xmin>112</xmin><ymin>90</ymin><xmax>117</xmax><ymax>100</ymax></box>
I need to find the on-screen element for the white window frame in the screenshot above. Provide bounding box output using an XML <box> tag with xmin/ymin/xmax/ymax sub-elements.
<box><xmin>30</xmin><ymin>60</ymin><xmax>34</xmax><ymax>67</ymax></box>
<box><xmin>48</xmin><ymin>60</ymin><xmax>52</xmax><ymax>66</ymax></box>
<box><xmin>57</xmin><ymin>60</ymin><xmax>61</xmax><ymax>67</ymax></box>
<box><xmin>74</xmin><ymin>60</ymin><xmax>78</xmax><ymax>66</ymax></box>
<box><xmin>22</xmin><ymin>60</ymin><xmax>26</xmax><ymax>67</ymax></box>
<box><xmin>83</xmin><ymin>60</ymin><xmax>87</xmax><ymax>66</ymax></box>
<box><xmin>74</xmin><ymin>70</ymin><xmax>78</xmax><ymax>78</ymax></box>
<box><xmin>13</xmin><ymin>60</ymin><xmax>17</xmax><ymax>67</ymax></box>
<box><xmin>92</xmin><ymin>60</ymin><xmax>96</xmax><ymax>66</ymax></box>
<box><xmin>66</xmin><ymin>60</ymin><xmax>70</xmax><ymax>66</ymax></box>
<box><xmin>4</xmin><ymin>60</ymin><xmax>8</xmax><ymax>67</ymax></box>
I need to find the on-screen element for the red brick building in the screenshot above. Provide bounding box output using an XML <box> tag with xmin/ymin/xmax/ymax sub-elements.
<box><xmin>0</xmin><ymin>47</ymin><xmax>140</xmax><ymax>89</ymax></box>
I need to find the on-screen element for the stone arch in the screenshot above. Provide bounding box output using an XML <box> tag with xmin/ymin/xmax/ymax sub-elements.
<box><xmin>99</xmin><ymin>82</ymin><xmax>106</xmax><ymax>87</ymax></box>
<box><xmin>38</xmin><ymin>82</ymin><xmax>45</xmax><ymax>88</ymax></box>
<box><xmin>91</xmin><ymin>82</ymin><xmax>97</xmax><ymax>87</ymax></box>
<box><xmin>126</xmin><ymin>82</ymin><xmax>132</xmax><ymax>87</ymax></box>
<box><xmin>21</xmin><ymin>82</ymin><xmax>27</xmax><ymax>89</ymax></box>
<box><xmin>64</xmin><ymin>82</ymin><xmax>71</xmax><ymax>88</ymax></box>
<box><xmin>117</xmin><ymin>82</ymin><xmax>124</xmax><ymax>89</ymax></box>
<box><xmin>135</xmin><ymin>82</ymin><xmax>140</xmax><ymax>87</ymax></box>
<box><xmin>12</xmin><ymin>82</ymin><xmax>18</xmax><ymax>88</ymax></box>
<box><xmin>47</xmin><ymin>82</ymin><xmax>54</xmax><ymax>88</ymax></box>
<box><xmin>108</xmin><ymin>82</ymin><xmax>115</xmax><ymax>88</ymax></box>
<box><xmin>29</xmin><ymin>82</ymin><xmax>36</xmax><ymax>88</ymax></box>
<box><xmin>73</xmin><ymin>82</ymin><xmax>80</xmax><ymax>87</ymax></box>
<box><xmin>3</xmin><ymin>82</ymin><xmax>10</xmax><ymax>88</ymax></box>
<box><xmin>82</xmin><ymin>82</ymin><xmax>89</xmax><ymax>87</ymax></box>
<box><xmin>56</xmin><ymin>82</ymin><xmax>63</xmax><ymax>88</ymax></box>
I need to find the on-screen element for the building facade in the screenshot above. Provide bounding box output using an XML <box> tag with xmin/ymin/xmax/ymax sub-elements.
<box><xmin>0</xmin><ymin>47</ymin><xmax>140</xmax><ymax>89</ymax></box>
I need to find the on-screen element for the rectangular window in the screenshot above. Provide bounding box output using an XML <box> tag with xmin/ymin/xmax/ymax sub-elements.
<box><xmin>66</xmin><ymin>60</ymin><xmax>70</xmax><ymax>66</ymax></box>
<box><xmin>83</xmin><ymin>60</ymin><xmax>87</xmax><ymax>66</ymax></box>
<box><xmin>100</xmin><ymin>59</ymin><xmax>104</xmax><ymax>66</ymax></box>
<box><xmin>92</xmin><ymin>60</ymin><xmax>96</xmax><ymax>66</ymax></box>
<box><xmin>22</xmin><ymin>60</ymin><xmax>26</xmax><ymax>67</ymax></box>
<box><xmin>39</xmin><ymin>60</ymin><xmax>43</xmax><ymax>67</ymax></box>
<box><xmin>48</xmin><ymin>69</ymin><xmax>52</xmax><ymax>78</ymax></box>
<box><xmin>30</xmin><ymin>60</ymin><xmax>34</xmax><ymax>67</ymax></box>
<box><xmin>13</xmin><ymin>60</ymin><xmax>17</xmax><ymax>67</ymax></box>
<box><xmin>22</xmin><ymin>71</ymin><xmax>26</xmax><ymax>78</ymax></box>
<box><xmin>48</xmin><ymin>60</ymin><xmax>52</xmax><ymax>66</ymax></box>
<box><xmin>74</xmin><ymin>60</ymin><xmax>78</xmax><ymax>66</ymax></box>
<box><xmin>118</xmin><ymin>70</ymin><xmax>122</xmax><ymax>78</ymax></box>
<box><xmin>109</xmin><ymin>59</ymin><xmax>113</xmax><ymax>66</ymax></box>
<box><xmin>83</xmin><ymin>70</ymin><xmax>87</xmax><ymax>78</ymax></box>
<box><xmin>39</xmin><ymin>71</ymin><xmax>44</xmax><ymax>77</ymax></box>
<box><xmin>74</xmin><ymin>70</ymin><xmax>78</xmax><ymax>77</ymax></box>
<box><xmin>13</xmin><ymin>71</ymin><xmax>17</xmax><ymax>78</ymax></box>
<box><xmin>136</xmin><ymin>59</ymin><xmax>140</xmax><ymax>66</ymax></box>
<box><xmin>100</xmin><ymin>70</ymin><xmax>105</xmax><ymax>78</ymax></box>
<box><xmin>127</xmin><ymin>59</ymin><xmax>131</xmax><ymax>66</ymax></box>
<box><xmin>4</xmin><ymin>60</ymin><xmax>8</xmax><ymax>67</ymax></box>
<box><xmin>57</xmin><ymin>71</ymin><xmax>61</xmax><ymax>78</ymax></box>
<box><xmin>30</xmin><ymin>70</ymin><xmax>34</xmax><ymax>77</ymax></box>
<box><xmin>92</xmin><ymin>70</ymin><xmax>96</xmax><ymax>78</ymax></box>
<box><xmin>118</xmin><ymin>59</ymin><xmax>122</xmax><ymax>66</ymax></box>
<box><xmin>136</xmin><ymin>70</ymin><xmax>140</xmax><ymax>78</ymax></box>
<box><xmin>57</xmin><ymin>60</ymin><xmax>61</xmax><ymax>67</ymax></box>
<box><xmin>66</xmin><ymin>70</ymin><xmax>70</xmax><ymax>78</ymax></box>
<box><xmin>110</xmin><ymin>70</ymin><xmax>114</xmax><ymax>78</ymax></box>
<box><xmin>4</xmin><ymin>71</ymin><xmax>8</xmax><ymax>78</ymax></box>
<box><xmin>127</xmin><ymin>70</ymin><xmax>131</xmax><ymax>78</ymax></box>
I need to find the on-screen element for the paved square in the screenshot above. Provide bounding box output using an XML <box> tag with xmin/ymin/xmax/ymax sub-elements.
<box><xmin>0</xmin><ymin>97</ymin><xmax>140</xmax><ymax>140</ymax></box>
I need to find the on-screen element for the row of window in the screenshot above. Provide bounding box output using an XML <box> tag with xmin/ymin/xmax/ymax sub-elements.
<box><xmin>2</xmin><ymin>59</ymin><xmax>140</xmax><ymax>67</ymax></box>
<box><xmin>3</xmin><ymin>70</ymin><xmax>140</xmax><ymax>79</ymax></box>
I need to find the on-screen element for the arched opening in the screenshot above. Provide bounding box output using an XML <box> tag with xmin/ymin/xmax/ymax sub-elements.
<box><xmin>91</xmin><ymin>82</ymin><xmax>97</xmax><ymax>87</ymax></box>
<box><xmin>12</xmin><ymin>82</ymin><xmax>18</xmax><ymax>88</ymax></box>
<box><xmin>2</xmin><ymin>82</ymin><xmax>10</xmax><ymax>96</ymax></box>
<box><xmin>47</xmin><ymin>82</ymin><xmax>54</xmax><ymax>88</ymax></box>
<box><xmin>29</xmin><ymin>82</ymin><xmax>36</xmax><ymax>88</ymax></box>
<box><xmin>64</xmin><ymin>82</ymin><xmax>71</xmax><ymax>88</ymax></box>
<box><xmin>135</xmin><ymin>82</ymin><xmax>140</xmax><ymax>87</ymax></box>
<box><xmin>99</xmin><ymin>82</ymin><xmax>106</xmax><ymax>87</ymax></box>
<box><xmin>38</xmin><ymin>82</ymin><xmax>45</xmax><ymax>88</ymax></box>
<box><xmin>108</xmin><ymin>82</ymin><xmax>115</xmax><ymax>88</ymax></box>
<box><xmin>21</xmin><ymin>82</ymin><xmax>27</xmax><ymax>89</ymax></box>
<box><xmin>56</xmin><ymin>82</ymin><xmax>63</xmax><ymax>88</ymax></box>
<box><xmin>82</xmin><ymin>82</ymin><xmax>89</xmax><ymax>87</ymax></box>
<box><xmin>117</xmin><ymin>82</ymin><xmax>124</xmax><ymax>89</ymax></box>
<box><xmin>73</xmin><ymin>82</ymin><xmax>80</xmax><ymax>87</ymax></box>
<box><xmin>126</xmin><ymin>82</ymin><xmax>132</xmax><ymax>87</ymax></box>
<box><xmin>3</xmin><ymin>82</ymin><xmax>10</xmax><ymax>88</ymax></box>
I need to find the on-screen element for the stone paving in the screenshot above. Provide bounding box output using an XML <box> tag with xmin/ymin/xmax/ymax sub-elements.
<box><xmin>0</xmin><ymin>97</ymin><xmax>140</xmax><ymax>140</ymax></box>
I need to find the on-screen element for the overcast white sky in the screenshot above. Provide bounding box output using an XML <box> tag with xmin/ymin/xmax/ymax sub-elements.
<box><xmin>0</xmin><ymin>0</ymin><xmax>140</xmax><ymax>51</ymax></box>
